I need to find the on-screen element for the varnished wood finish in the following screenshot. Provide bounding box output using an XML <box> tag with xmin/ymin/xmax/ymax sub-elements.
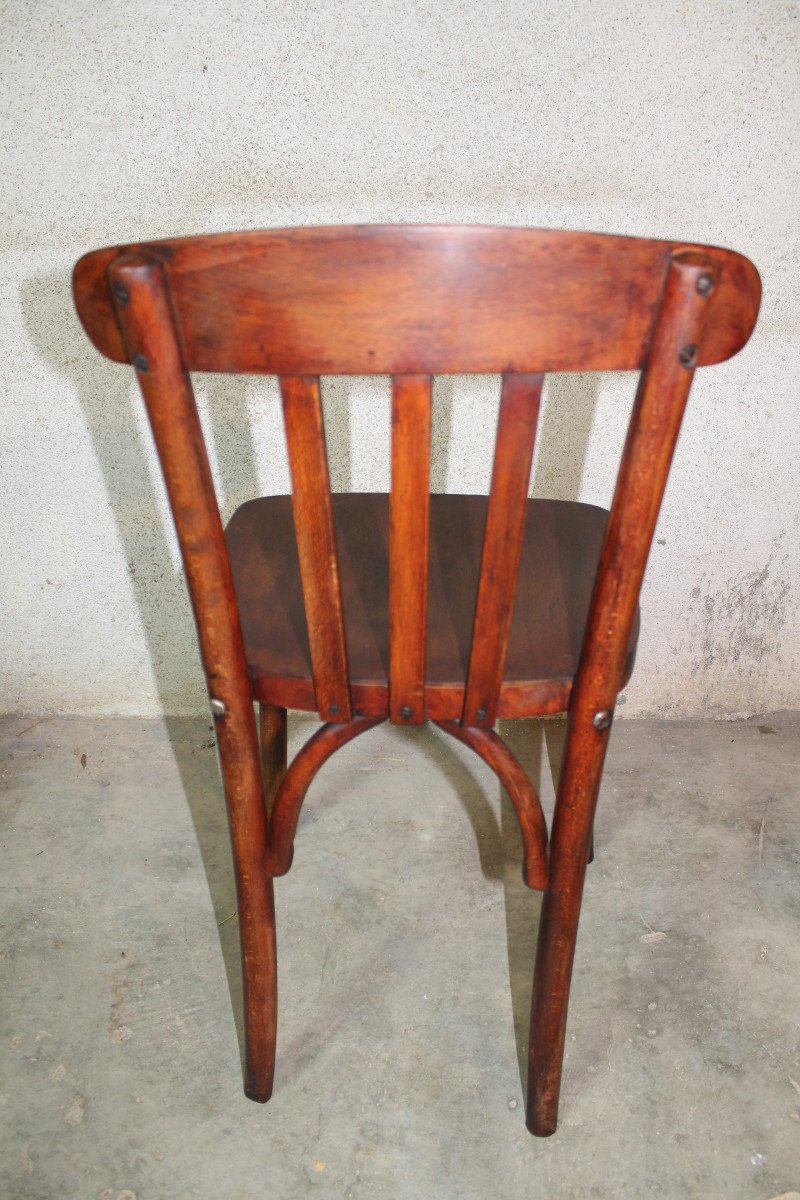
<box><xmin>106</xmin><ymin>253</ymin><xmax>277</xmax><ymax>1104</ymax></box>
<box><xmin>526</xmin><ymin>251</ymin><xmax>720</xmax><ymax>1136</ymax></box>
<box><xmin>266</xmin><ymin>716</ymin><xmax>385</xmax><ymax>875</ymax></box>
<box><xmin>389</xmin><ymin>374</ymin><xmax>432</xmax><ymax>725</ymax></box>
<box><xmin>72</xmin><ymin>227</ymin><xmax>761</xmax><ymax>1136</ymax></box>
<box><xmin>436</xmin><ymin>721</ymin><xmax>548</xmax><ymax>890</ymax></box>
<box><xmin>226</xmin><ymin>494</ymin><xmax>639</xmax><ymax>718</ymax></box>
<box><xmin>74</xmin><ymin>227</ymin><xmax>760</xmax><ymax>375</ymax></box>
<box><xmin>281</xmin><ymin>375</ymin><xmax>352</xmax><ymax>722</ymax></box>
<box><xmin>462</xmin><ymin>374</ymin><xmax>542</xmax><ymax>727</ymax></box>
<box><xmin>259</xmin><ymin>704</ymin><xmax>287</xmax><ymax>818</ymax></box>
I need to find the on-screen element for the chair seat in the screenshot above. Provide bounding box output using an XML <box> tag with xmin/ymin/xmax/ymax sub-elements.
<box><xmin>226</xmin><ymin>493</ymin><xmax>638</xmax><ymax>719</ymax></box>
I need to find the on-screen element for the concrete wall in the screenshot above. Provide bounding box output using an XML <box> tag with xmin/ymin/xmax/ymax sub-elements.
<box><xmin>2</xmin><ymin>0</ymin><xmax>798</xmax><ymax>718</ymax></box>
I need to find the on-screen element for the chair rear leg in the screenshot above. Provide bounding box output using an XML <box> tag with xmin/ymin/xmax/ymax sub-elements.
<box><xmin>527</xmin><ymin>719</ymin><xmax>606</xmax><ymax>1136</ymax></box>
<box><xmin>239</xmin><ymin>704</ymin><xmax>286</xmax><ymax>1102</ymax></box>
<box><xmin>241</xmin><ymin>873</ymin><xmax>278</xmax><ymax>1101</ymax></box>
<box><xmin>544</xmin><ymin>717</ymin><xmax>595</xmax><ymax>866</ymax></box>
<box><xmin>525</xmin><ymin>855</ymin><xmax>588</xmax><ymax>1135</ymax></box>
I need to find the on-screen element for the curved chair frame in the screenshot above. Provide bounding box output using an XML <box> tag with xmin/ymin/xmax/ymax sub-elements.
<box><xmin>73</xmin><ymin>226</ymin><xmax>760</xmax><ymax>1135</ymax></box>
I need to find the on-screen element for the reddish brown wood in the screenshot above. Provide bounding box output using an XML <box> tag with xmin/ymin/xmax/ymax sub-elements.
<box><xmin>526</xmin><ymin>251</ymin><xmax>720</xmax><ymax>1136</ymax></box>
<box><xmin>389</xmin><ymin>374</ymin><xmax>431</xmax><ymax>725</ymax></box>
<box><xmin>74</xmin><ymin>227</ymin><xmax>760</xmax><ymax>375</ymax></box>
<box><xmin>435</xmin><ymin>721</ymin><xmax>548</xmax><ymax>889</ymax></box>
<box><xmin>106</xmin><ymin>252</ymin><xmax>277</xmax><ymax>1104</ymax></box>
<box><xmin>226</xmin><ymin>494</ymin><xmax>639</xmax><ymax>719</ymax></box>
<box><xmin>266</xmin><ymin>716</ymin><xmax>385</xmax><ymax>875</ymax></box>
<box><xmin>72</xmin><ymin>227</ymin><xmax>761</xmax><ymax>1137</ymax></box>
<box><xmin>462</xmin><ymin>373</ymin><xmax>542</xmax><ymax>727</ymax></box>
<box><xmin>281</xmin><ymin>375</ymin><xmax>352</xmax><ymax>722</ymax></box>
<box><xmin>259</xmin><ymin>704</ymin><xmax>287</xmax><ymax>817</ymax></box>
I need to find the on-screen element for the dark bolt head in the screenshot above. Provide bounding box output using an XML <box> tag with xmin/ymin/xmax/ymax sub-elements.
<box><xmin>329</xmin><ymin>704</ymin><xmax>339</xmax><ymax>717</ymax></box>
<box><xmin>696</xmin><ymin>273</ymin><xmax>714</xmax><ymax>296</ymax></box>
<box><xmin>112</xmin><ymin>281</ymin><xmax>129</xmax><ymax>304</ymax></box>
<box><xmin>678</xmin><ymin>344</ymin><xmax>697</xmax><ymax>368</ymax></box>
<box><xmin>476</xmin><ymin>707</ymin><xmax>487</xmax><ymax>721</ymax></box>
<box><xmin>400</xmin><ymin>705</ymin><xmax>412</xmax><ymax>719</ymax></box>
<box><xmin>132</xmin><ymin>353</ymin><xmax>149</xmax><ymax>372</ymax></box>
<box><xmin>592</xmin><ymin>709</ymin><xmax>612</xmax><ymax>731</ymax></box>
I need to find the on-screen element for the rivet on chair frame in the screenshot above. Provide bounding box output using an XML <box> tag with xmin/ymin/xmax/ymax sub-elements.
<box><xmin>209</xmin><ymin>697</ymin><xmax>226</xmax><ymax>718</ymax></box>
<box><xmin>592</xmin><ymin>709</ymin><xmax>612</xmax><ymax>731</ymax></box>
<box><xmin>696</xmin><ymin>273</ymin><xmax>714</xmax><ymax>296</ymax></box>
<box><xmin>678</xmin><ymin>343</ymin><xmax>697</xmax><ymax>368</ymax></box>
<box><xmin>400</xmin><ymin>705</ymin><xmax>412</xmax><ymax>719</ymax></box>
<box><xmin>329</xmin><ymin>704</ymin><xmax>339</xmax><ymax>718</ymax></box>
<box><xmin>476</xmin><ymin>707</ymin><xmax>487</xmax><ymax>721</ymax></box>
<box><xmin>132</xmin><ymin>352</ymin><xmax>149</xmax><ymax>373</ymax></box>
<box><xmin>111</xmin><ymin>281</ymin><xmax>129</xmax><ymax>304</ymax></box>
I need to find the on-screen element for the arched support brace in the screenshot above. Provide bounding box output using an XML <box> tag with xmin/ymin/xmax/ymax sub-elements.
<box><xmin>266</xmin><ymin>715</ymin><xmax>386</xmax><ymax>875</ymax></box>
<box><xmin>435</xmin><ymin>721</ymin><xmax>549</xmax><ymax>890</ymax></box>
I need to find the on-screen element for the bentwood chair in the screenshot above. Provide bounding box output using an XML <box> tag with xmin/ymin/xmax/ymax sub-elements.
<box><xmin>72</xmin><ymin>226</ymin><xmax>760</xmax><ymax>1135</ymax></box>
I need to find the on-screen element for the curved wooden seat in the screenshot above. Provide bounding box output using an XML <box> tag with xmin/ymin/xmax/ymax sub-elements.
<box><xmin>226</xmin><ymin>493</ymin><xmax>639</xmax><ymax>719</ymax></box>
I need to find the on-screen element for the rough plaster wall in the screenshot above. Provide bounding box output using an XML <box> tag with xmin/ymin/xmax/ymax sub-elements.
<box><xmin>1</xmin><ymin>0</ymin><xmax>798</xmax><ymax>718</ymax></box>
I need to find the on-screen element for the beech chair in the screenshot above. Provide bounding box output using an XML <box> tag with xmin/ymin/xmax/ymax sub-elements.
<box><xmin>72</xmin><ymin>226</ymin><xmax>760</xmax><ymax>1135</ymax></box>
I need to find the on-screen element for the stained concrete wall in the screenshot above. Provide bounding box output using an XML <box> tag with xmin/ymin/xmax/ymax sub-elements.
<box><xmin>2</xmin><ymin>0</ymin><xmax>798</xmax><ymax>718</ymax></box>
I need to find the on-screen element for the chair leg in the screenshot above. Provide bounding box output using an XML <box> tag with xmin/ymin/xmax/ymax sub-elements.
<box><xmin>260</xmin><ymin>704</ymin><xmax>287</xmax><ymax>817</ymax></box>
<box><xmin>525</xmin><ymin>867</ymin><xmax>586</xmax><ymax>1134</ymax></box>
<box><xmin>238</xmin><ymin>704</ymin><xmax>286</xmax><ymax>1102</ymax></box>
<box><xmin>527</xmin><ymin>716</ymin><xmax>606</xmax><ymax>1136</ymax></box>
<box><xmin>241</xmin><ymin>873</ymin><xmax>278</xmax><ymax>1102</ymax></box>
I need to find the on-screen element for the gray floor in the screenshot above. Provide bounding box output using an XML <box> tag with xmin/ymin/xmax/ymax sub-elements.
<box><xmin>1</xmin><ymin>712</ymin><xmax>799</xmax><ymax>1200</ymax></box>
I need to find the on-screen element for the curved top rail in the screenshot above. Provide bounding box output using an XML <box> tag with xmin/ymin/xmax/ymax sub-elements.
<box><xmin>73</xmin><ymin>225</ymin><xmax>760</xmax><ymax>375</ymax></box>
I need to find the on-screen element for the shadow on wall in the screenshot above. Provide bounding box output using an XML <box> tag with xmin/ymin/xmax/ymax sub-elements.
<box><xmin>19</xmin><ymin>259</ymin><xmax>601</xmax><ymax>1091</ymax></box>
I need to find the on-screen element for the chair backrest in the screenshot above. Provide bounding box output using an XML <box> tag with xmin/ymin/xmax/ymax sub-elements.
<box><xmin>73</xmin><ymin>226</ymin><xmax>760</xmax><ymax>728</ymax></box>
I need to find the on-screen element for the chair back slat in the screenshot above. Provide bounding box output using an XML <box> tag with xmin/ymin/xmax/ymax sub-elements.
<box><xmin>389</xmin><ymin>374</ymin><xmax>432</xmax><ymax>724</ymax></box>
<box><xmin>462</xmin><ymin>374</ymin><xmax>543</xmax><ymax>727</ymax></box>
<box><xmin>280</xmin><ymin>375</ymin><xmax>352</xmax><ymax>722</ymax></box>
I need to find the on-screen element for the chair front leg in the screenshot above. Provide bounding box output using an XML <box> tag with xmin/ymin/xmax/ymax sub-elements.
<box><xmin>260</xmin><ymin>704</ymin><xmax>287</xmax><ymax>818</ymax></box>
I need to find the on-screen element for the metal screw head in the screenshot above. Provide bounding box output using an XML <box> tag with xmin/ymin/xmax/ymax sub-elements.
<box><xmin>329</xmin><ymin>704</ymin><xmax>339</xmax><ymax>717</ymax></box>
<box><xmin>696</xmin><ymin>273</ymin><xmax>714</xmax><ymax>296</ymax></box>
<box><xmin>112</xmin><ymin>281</ymin><xmax>129</xmax><ymax>304</ymax></box>
<box><xmin>132</xmin><ymin>353</ymin><xmax>149</xmax><ymax>372</ymax></box>
<box><xmin>592</xmin><ymin>709</ymin><xmax>612</xmax><ymax>731</ymax></box>
<box><xmin>476</xmin><ymin>707</ymin><xmax>487</xmax><ymax>721</ymax></box>
<box><xmin>678</xmin><ymin>344</ymin><xmax>697</xmax><ymax>368</ymax></box>
<box><xmin>210</xmin><ymin>697</ymin><xmax>226</xmax><ymax>718</ymax></box>
<box><xmin>400</xmin><ymin>705</ymin><xmax>412</xmax><ymax>719</ymax></box>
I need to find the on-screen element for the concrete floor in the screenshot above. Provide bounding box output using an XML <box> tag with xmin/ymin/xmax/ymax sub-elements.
<box><xmin>1</xmin><ymin>712</ymin><xmax>799</xmax><ymax>1200</ymax></box>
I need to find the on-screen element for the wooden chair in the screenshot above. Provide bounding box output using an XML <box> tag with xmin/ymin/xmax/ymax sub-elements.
<box><xmin>72</xmin><ymin>226</ymin><xmax>760</xmax><ymax>1135</ymax></box>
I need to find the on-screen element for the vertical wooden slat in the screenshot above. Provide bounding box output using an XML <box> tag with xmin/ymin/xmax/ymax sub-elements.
<box><xmin>527</xmin><ymin>250</ymin><xmax>720</xmax><ymax>1136</ymax></box>
<box><xmin>389</xmin><ymin>374</ymin><xmax>432</xmax><ymax>724</ymax></box>
<box><xmin>108</xmin><ymin>252</ymin><xmax>277</xmax><ymax>1102</ymax></box>
<box><xmin>280</xmin><ymin>375</ymin><xmax>352</xmax><ymax>723</ymax></box>
<box><xmin>461</xmin><ymin>373</ymin><xmax>543</xmax><ymax>728</ymax></box>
